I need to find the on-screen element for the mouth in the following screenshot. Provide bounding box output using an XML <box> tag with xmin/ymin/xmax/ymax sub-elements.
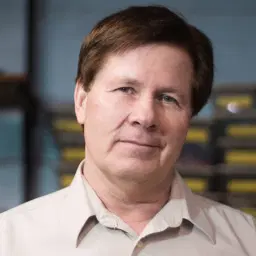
<box><xmin>119</xmin><ymin>140</ymin><xmax>160</xmax><ymax>148</ymax></box>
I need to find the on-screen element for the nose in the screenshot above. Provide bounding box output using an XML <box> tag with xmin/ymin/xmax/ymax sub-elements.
<box><xmin>128</xmin><ymin>95</ymin><xmax>158</xmax><ymax>131</ymax></box>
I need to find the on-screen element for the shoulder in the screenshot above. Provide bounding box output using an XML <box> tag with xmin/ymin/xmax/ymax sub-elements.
<box><xmin>0</xmin><ymin>187</ymin><xmax>69</xmax><ymax>227</ymax></box>
<box><xmin>0</xmin><ymin>188</ymin><xmax>71</xmax><ymax>254</ymax></box>
<box><xmin>194</xmin><ymin>193</ymin><xmax>256</xmax><ymax>232</ymax></box>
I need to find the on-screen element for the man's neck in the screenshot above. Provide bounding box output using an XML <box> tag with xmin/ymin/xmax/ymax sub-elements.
<box><xmin>82</xmin><ymin>161</ymin><xmax>174</xmax><ymax>234</ymax></box>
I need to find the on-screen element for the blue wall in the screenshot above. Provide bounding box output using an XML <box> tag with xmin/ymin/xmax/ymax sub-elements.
<box><xmin>0</xmin><ymin>0</ymin><xmax>26</xmax><ymax>73</ymax></box>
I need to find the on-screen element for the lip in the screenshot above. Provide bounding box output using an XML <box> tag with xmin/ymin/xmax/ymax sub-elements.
<box><xmin>119</xmin><ymin>140</ymin><xmax>160</xmax><ymax>148</ymax></box>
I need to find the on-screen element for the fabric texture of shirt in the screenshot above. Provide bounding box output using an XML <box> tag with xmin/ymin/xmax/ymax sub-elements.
<box><xmin>0</xmin><ymin>160</ymin><xmax>256</xmax><ymax>256</ymax></box>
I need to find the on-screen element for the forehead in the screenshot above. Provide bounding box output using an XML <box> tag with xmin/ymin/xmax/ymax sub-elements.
<box><xmin>99</xmin><ymin>44</ymin><xmax>193</xmax><ymax>81</ymax></box>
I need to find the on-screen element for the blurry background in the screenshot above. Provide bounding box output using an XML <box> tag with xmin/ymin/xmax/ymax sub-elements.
<box><xmin>0</xmin><ymin>0</ymin><xmax>256</xmax><ymax>216</ymax></box>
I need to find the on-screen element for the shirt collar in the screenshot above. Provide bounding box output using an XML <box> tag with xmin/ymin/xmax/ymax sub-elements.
<box><xmin>61</xmin><ymin>161</ymin><xmax>215</xmax><ymax>247</ymax></box>
<box><xmin>174</xmin><ymin>172</ymin><xmax>216</xmax><ymax>244</ymax></box>
<box><xmin>140</xmin><ymin>171</ymin><xmax>215</xmax><ymax>244</ymax></box>
<box><xmin>60</xmin><ymin>160</ymin><xmax>95</xmax><ymax>247</ymax></box>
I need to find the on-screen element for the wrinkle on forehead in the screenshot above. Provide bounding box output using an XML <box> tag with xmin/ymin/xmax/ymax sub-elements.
<box><xmin>98</xmin><ymin>44</ymin><xmax>193</xmax><ymax>88</ymax></box>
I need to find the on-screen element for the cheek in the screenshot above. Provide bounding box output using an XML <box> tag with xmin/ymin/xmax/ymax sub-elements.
<box><xmin>174</xmin><ymin>117</ymin><xmax>190</xmax><ymax>138</ymax></box>
<box><xmin>163</xmin><ymin>113</ymin><xmax>190</xmax><ymax>143</ymax></box>
<box><xmin>85</xmin><ymin>94</ymin><xmax>130</xmax><ymax>133</ymax></box>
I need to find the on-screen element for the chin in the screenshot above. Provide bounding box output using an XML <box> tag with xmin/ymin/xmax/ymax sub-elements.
<box><xmin>108</xmin><ymin>157</ymin><xmax>159</xmax><ymax>180</ymax></box>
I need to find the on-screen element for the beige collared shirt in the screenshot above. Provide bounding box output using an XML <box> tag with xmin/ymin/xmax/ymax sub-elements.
<box><xmin>0</xmin><ymin>161</ymin><xmax>255</xmax><ymax>256</ymax></box>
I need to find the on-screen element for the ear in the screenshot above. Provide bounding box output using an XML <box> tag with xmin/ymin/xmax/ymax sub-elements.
<box><xmin>74</xmin><ymin>81</ymin><xmax>87</xmax><ymax>125</ymax></box>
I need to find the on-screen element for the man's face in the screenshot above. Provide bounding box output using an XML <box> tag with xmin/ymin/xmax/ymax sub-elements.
<box><xmin>75</xmin><ymin>44</ymin><xmax>193</xmax><ymax>183</ymax></box>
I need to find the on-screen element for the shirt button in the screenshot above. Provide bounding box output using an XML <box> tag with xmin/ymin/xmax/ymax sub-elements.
<box><xmin>136</xmin><ymin>241</ymin><xmax>144</xmax><ymax>248</ymax></box>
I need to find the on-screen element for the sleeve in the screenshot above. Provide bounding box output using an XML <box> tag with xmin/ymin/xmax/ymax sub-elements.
<box><xmin>0</xmin><ymin>214</ymin><xmax>3</xmax><ymax>255</ymax></box>
<box><xmin>0</xmin><ymin>213</ymin><xmax>6</xmax><ymax>256</ymax></box>
<box><xmin>253</xmin><ymin>216</ymin><xmax>256</xmax><ymax>231</ymax></box>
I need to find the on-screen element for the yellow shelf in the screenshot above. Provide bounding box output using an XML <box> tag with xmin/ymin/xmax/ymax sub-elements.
<box><xmin>60</xmin><ymin>174</ymin><xmax>74</xmax><ymax>187</ymax></box>
<box><xmin>53</xmin><ymin>119</ymin><xmax>81</xmax><ymax>132</ymax></box>
<box><xmin>186</xmin><ymin>128</ymin><xmax>208</xmax><ymax>143</ymax></box>
<box><xmin>226</xmin><ymin>125</ymin><xmax>256</xmax><ymax>137</ymax></box>
<box><xmin>62</xmin><ymin>148</ymin><xmax>85</xmax><ymax>161</ymax></box>
<box><xmin>184</xmin><ymin>178</ymin><xmax>207</xmax><ymax>192</ymax></box>
<box><xmin>228</xmin><ymin>179</ymin><xmax>256</xmax><ymax>193</ymax></box>
<box><xmin>216</xmin><ymin>95</ymin><xmax>252</xmax><ymax>108</ymax></box>
<box><xmin>225</xmin><ymin>150</ymin><xmax>256</xmax><ymax>165</ymax></box>
<box><xmin>241</xmin><ymin>207</ymin><xmax>256</xmax><ymax>217</ymax></box>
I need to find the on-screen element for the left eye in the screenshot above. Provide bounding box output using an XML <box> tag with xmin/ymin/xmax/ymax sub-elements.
<box><xmin>118</xmin><ymin>87</ymin><xmax>134</xmax><ymax>94</ymax></box>
<box><xmin>158</xmin><ymin>94</ymin><xmax>178</xmax><ymax>104</ymax></box>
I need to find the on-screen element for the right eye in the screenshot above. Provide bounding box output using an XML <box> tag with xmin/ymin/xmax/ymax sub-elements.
<box><xmin>117</xmin><ymin>87</ymin><xmax>135</xmax><ymax>94</ymax></box>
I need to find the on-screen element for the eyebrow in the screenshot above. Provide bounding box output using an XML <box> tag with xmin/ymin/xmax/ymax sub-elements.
<box><xmin>119</xmin><ymin>77</ymin><xmax>143</xmax><ymax>87</ymax></box>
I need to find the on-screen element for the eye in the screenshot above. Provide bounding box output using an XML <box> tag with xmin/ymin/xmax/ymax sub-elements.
<box><xmin>117</xmin><ymin>87</ymin><xmax>135</xmax><ymax>94</ymax></box>
<box><xmin>158</xmin><ymin>94</ymin><xmax>179</xmax><ymax>105</ymax></box>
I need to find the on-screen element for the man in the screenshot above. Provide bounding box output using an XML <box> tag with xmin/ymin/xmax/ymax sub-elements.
<box><xmin>0</xmin><ymin>5</ymin><xmax>255</xmax><ymax>256</ymax></box>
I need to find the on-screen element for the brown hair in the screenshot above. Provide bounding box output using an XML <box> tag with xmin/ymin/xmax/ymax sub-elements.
<box><xmin>75</xmin><ymin>5</ymin><xmax>214</xmax><ymax>116</ymax></box>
